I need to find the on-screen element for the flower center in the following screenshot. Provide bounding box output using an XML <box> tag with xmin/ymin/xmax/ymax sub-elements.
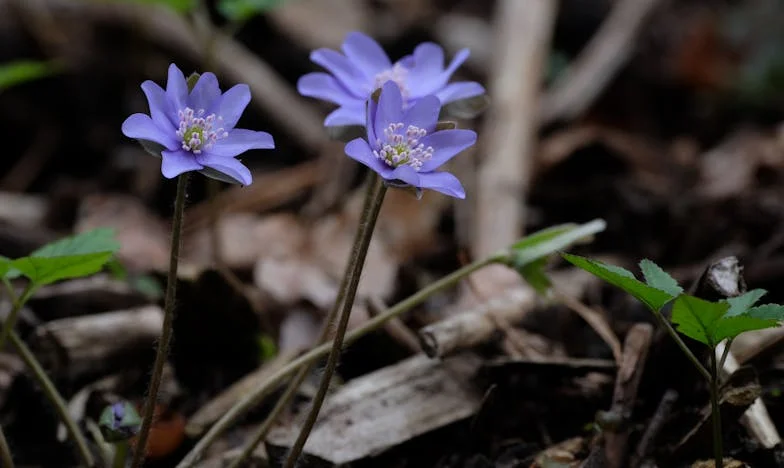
<box><xmin>373</xmin><ymin>123</ymin><xmax>433</xmax><ymax>171</ymax></box>
<box><xmin>176</xmin><ymin>107</ymin><xmax>228</xmax><ymax>154</ymax></box>
<box><xmin>373</xmin><ymin>63</ymin><xmax>410</xmax><ymax>100</ymax></box>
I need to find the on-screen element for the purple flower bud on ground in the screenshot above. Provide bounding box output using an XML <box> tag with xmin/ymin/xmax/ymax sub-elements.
<box><xmin>298</xmin><ymin>32</ymin><xmax>485</xmax><ymax>127</ymax></box>
<box><xmin>99</xmin><ymin>401</ymin><xmax>142</xmax><ymax>443</ymax></box>
<box><xmin>345</xmin><ymin>81</ymin><xmax>476</xmax><ymax>199</ymax></box>
<box><xmin>122</xmin><ymin>63</ymin><xmax>275</xmax><ymax>186</ymax></box>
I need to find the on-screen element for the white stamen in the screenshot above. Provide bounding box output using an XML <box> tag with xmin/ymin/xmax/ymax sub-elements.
<box><xmin>176</xmin><ymin>107</ymin><xmax>227</xmax><ymax>153</ymax></box>
<box><xmin>372</xmin><ymin>123</ymin><xmax>434</xmax><ymax>171</ymax></box>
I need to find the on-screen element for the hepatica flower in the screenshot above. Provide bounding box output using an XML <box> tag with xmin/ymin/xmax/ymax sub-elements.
<box><xmin>122</xmin><ymin>63</ymin><xmax>274</xmax><ymax>186</ymax></box>
<box><xmin>345</xmin><ymin>81</ymin><xmax>475</xmax><ymax>199</ymax></box>
<box><xmin>298</xmin><ymin>32</ymin><xmax>485</xmax><ymax>127</ymax></box>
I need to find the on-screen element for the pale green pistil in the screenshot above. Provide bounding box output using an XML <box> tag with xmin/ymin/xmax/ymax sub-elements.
<box><xmin>176</xmin><ymin>107</ymin><xmax>228</xmax><ymax>154</ymax></box>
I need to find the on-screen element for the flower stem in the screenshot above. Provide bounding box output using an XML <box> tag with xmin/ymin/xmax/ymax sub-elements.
<box><xmin>8</xmin><ymin>330</ymin><xmax>95</xmax><ymax>467</ymax></box>
<box><xmin>227</xmin><ymin>367</ymin><xmax>309</xmax><ymax>468</ymax></box>
<box><xmin>0</xmin><ymin>283</ymin><xmax>35</xmax><ymax>348</ymax></box>
<box><xmin>1</xmin><ymin>282</ymin><xmax>94</xmax><ymax>467</ymax></box>
<box><xmin>132</xmin><ymin>173</ymin><xmax>189</xmax><ymax>468</ymax></box>
<box><xmin>175</xmin><ymin>221</ymin><xmax>500</xmax><ymax>468</ymax></box>
<box><xmin>282</xmin><ymin>174</ymin><xmax>386</xmax><ymax>467</ymax></box>
<box><xmin>710</xmin><ymin>350</ymin><xmax>723</xmax><ymax>467</ymax></box>
<box><xmin>229</xmin><ymin>173</ymin><xmax>382</xmax><ymax>468</ymax></box>
<box><xmin>0</xmin><ymin>422</ymin><xmax>14</xmax><ymax>468</ymax></box>
<box><xmin>113</xmin><ymin>441</ymin><xmax>128</xmax><ymax>468</ymax></box>
<box><xmin>651</xmin><ymin>309</ymin><xmax>711</xmax><ymax>382</ymax></box>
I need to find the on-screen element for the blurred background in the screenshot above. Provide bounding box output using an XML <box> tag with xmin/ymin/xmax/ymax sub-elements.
<box><xmin>0</xmin><ymin>0</ymin><xmax>783</xmax><ymax>466</ymax></box>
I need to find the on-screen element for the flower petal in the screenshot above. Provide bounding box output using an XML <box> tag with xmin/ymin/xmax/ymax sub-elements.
<box><xmin>214</xmin><ymin>84</ymin><xmax>251</xmax><ymax>129</ymax></box>
<box><xmin>141</xmin><ymin>80</ymin><xmax>176</xmax><ymax>130</ymax></box>
<box><xmin>403</xmin><ymin>95</ymin><xmax>440</xmax><ymax>133</ymax></box>
<box><xmin>189</xmin><ymin>72</ymin><xmax>221</xmax><ymax>110</ymax></box>
<box><xmin>311</xmin><ymin>49</ymin><xmax>368</xmax><ymax>97</ymax></box>
<box><xmin>195</xmin><ymin>153</ymin><xmax>252</xmax><ymax>186</ymax></box>
<box><xmin>345</xmin><ymin>138</ymin><xmax>393</xmax><ymax>176</ymax></box>
<box><xmin>435</xmin><ymin>81</ymin><xmax>485</xmax><ymax>104</ymax></box>
<box><xmin>298</xmin><ymin>72</ymin><xmax>357</xmax><ymax>106</ymax></box>
<box><xmin>418</xmin><ymin>171</ymin><xmax>465</xmax><ymax>199</ymax></box>
<box><xmin>209</xmin><ymin>129</ymin><xmax>275</xmax><ymax>157</ymax></box>
<box><xmin>409</xmin><ymin>43</ymin><xmax>444</xmax><ymax>80</ymax></box>
<box><xmin>407</xmin><ymin>47</ymin><xmax>471</xmax><ymax>98</ymax></box>
<box><xmin>341</xmin><ymin>32</ymin><xmax>391</xmax><ymax>78</ymax></box>
<box><xmin>419</xmin><ymin>129</ymin><xmax>476</xmax><ymax>172</ymax></box>
<box><xmin>161</xmin><ymin>149</ymin><xmax>203</xmax><ymax>179</ymax></box>
<box><xmin>324</xmin><ymin>103</ymin><xmax>366</xmax><ymax>127</ymax></box>
<box><xmin>374</xmin><ymin>81</ymin><xmax>404</xmax><ymax>136</ymax></box>
<box><xmin>122</xmin><ymin>113</ymin><xmax>177</xmax><ymax>150</ymax></box>
<box><xmin>165</xmin><ymin>63</ymin><xmax>188</xmax><ymax>112</ymax></box>
<box><xmin>389</xmin><ymin>165</ymin><xmax>421</xmax><ymax>187</ymax></box>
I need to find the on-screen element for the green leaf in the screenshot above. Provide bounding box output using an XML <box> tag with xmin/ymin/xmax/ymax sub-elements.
<box><xmin>562</xmin><ymin>253</ymin><xmax>675</xmax><ymax>312</ymax></box>
<box><xmin>671</xmin><ymin>295</ymin><xmax>730</xmax><ymax>347</ymax></box>
<box><xmin>519</xmin><ymin>258</ymin><xmax>552</xmax><ymax>296</ymax></box>
<box><xmin>724</xmin><ymin>289</ymin><xmax>767</xmax><ymax>317</ymax></box>
<box><xmin>747</xmin><ymin>303</ymin><xmax>784</xmax><ymax>320</ymax></box>
<box><xmin>12</xmin><ymin>228</ymin><xmax>121</xmax><ymax>286</ymax></box>
<box><xmin>218</xmin><ymin>0</ymin><xmax>288</xmax><ymax>21</ymax></box>
<box><xmin>507</xmin><ymin>219</ymin><xmax>606</xmax><ymax>269</ymax></box>
<box><xmin>639</xmin><ymin>259</ymin><xmax>683</xmax><ymax>297</ymax></box>
<box><xmin>0</xmin><ymin>256</ymin><xmax>12</xmax><ymax>278</ymax></box>
<box><xmin>0</xmin><ymin>60</ymin><xmax>60</xmax><ymax>92</ymax></box>
<box><xmin>671</xmin><ymin>295</ymin><xmax>778</xmax><ymax>347</ymax></box>
<box><xmin>110</xmin><ymin>0</ymin><xmax>196</xmax><ymax>13</ymax></box>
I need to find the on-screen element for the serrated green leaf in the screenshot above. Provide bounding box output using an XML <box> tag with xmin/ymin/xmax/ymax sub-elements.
<box><xmin>12</xmin><ymin>228</ymin><xmax>121</xmax><ymax>286</ymax></box>
<box><xmin>748</xmin><ymin>303</ymin><xmax>784</xmax><ymax>320</ymax></box>
<box><xmin>712</xmin><ymin>315</ymin><xmax>778</xmax><ymax>344</ymax></box>
<box><xmin>562</xmin><ymin>253</ymin><xmax>675</xmax><ymax>312</ymax></box>
<box><xmin>639</xmin><ymin>259</ymin><xmax>683</xmax><ymax>297</ymax></box>
<box><xmin>507</xmin><ymin>219</ymin><xmax>606</xmax><ymax>268</ymax></box>
<box><xmin>0</xmin><ymin>60</ymin><xmax>60</xmax><ymax>92</ymax></box>
<box><xmin>724</xmin><ymin>289</ymin><xmax>767</xmax><ymax>317</ymax></box>
<box><xmin>671</xmin><ymin>295</ymin><xmax>728</xmax><ymax>346</ymax></box>
<box><xmin>671</xmin><ymin>295</ymin><xmax>778</xmax><ymax>347</ymax></box>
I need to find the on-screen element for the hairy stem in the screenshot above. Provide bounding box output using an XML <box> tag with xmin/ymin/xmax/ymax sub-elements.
<box><xmin>283</xmin><ymin>174</ymin><xmax>386</xmax><ymax>467</ymax></box>
<box><xmin>227</xmin><ymin>368</ymin><xmax>309</xmax><ymax>468</ymax></box>
<box><xmin>132</xmin><ymin>174</ymin><xmax>189</xmax><ymax>468</ymax></box>
<box><xmin>9</xmin><ymin>330</ymin><xmax>95</xmax><ymax>466</ymax></box>
<box><xmin>651</xmin><ymin>309</ymin><xmax>711</xmax><ymax>382</ymax></box>
<box><xmin>0</xmin><ymin>422</ymin><xmax>14</xmax><ymax>468</ymax></box>
<box><xmin>176</xmin><ymin>243</ymin><xmax>500</xmax><ymax>467</ymax></box>
<box><xmin>710</xmin><ymin>351</ymin><xmax>723</xmax><ymax>468</ymax></box>
<box><xmin>229</xmin><ymin>172</ymin><xmax>380</xmax><ymax>468</ymax></box>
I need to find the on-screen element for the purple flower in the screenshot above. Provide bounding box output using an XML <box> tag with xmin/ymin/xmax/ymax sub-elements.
<box><xmin>298</xmin><ymin>32</ymin><xmax>485</xmax><ymax>127</ymax></box>
<box><xmin>345</xmin><ymin>81</ymin><xmax>475</xmax><ymax>199</ymax></box>
<box><xmin>122</xmin><ymin>63</ymin><xmax>274</xmax><ymax>186</ymax></box>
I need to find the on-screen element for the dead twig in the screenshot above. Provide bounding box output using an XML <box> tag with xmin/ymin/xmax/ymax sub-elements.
<box><xmin>473</xmin><ymin>0</ymin><xmax>557</xmax><ymax>258</ymax></box>
<box><xmin>602</xmin><ymin>323</ymin><xmax>653</xmax><ymax>468</ymax></box>
<box><xmin>630</xmin><ymin>389</ymin><xmax>679</xmax><ymax>467</ymax></box>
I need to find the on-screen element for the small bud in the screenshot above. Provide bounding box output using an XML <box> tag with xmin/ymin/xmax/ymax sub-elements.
<box><xmin>186</xmin><ymin>72</ymin><xmax>201</xmax><ymax>92</ymax></box>
<box><xmin>99</xmin><ymin>401</ymin><xmax>142</xmax><ymax>443</ymax></box>
<box><xmin>441</xmin><ymin>94</ymin><xmax>490</xmax><ymax>120</ymax></box>
<box><xmin>435</xmin><ymin>121</ymin><xmax>457</xmax><ymax>131</ymax></box>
